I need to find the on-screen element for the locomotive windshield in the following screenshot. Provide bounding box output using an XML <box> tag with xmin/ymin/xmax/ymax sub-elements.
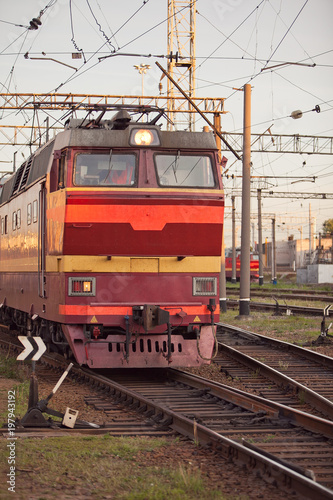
<box><xmin>74</xmin><ymin>153</ymin><xmax>136</xmax><ymax>186</ymax></box>
<box><xmin>155</xmin><ymin>154</ymin><xmax>215</xmax><ymax>188</ymax></box>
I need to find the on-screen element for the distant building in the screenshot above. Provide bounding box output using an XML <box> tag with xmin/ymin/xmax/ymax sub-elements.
<box><xmin>263</xmin><ymin>236</ymin><xmax>332</xmax><ymax>269</ymax></box>
<box><xmin>261</xmin><ymin>236</ymin><xmax>333</xmax><ymax>283</ymax></box>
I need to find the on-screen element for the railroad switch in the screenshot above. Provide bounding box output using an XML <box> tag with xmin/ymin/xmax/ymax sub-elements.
<box><xmin>16</xmin><ymin>363</ymin><xmax>99</xmax><ymax>429</ymax></box>
<box><xmin>272</xmin><ymin>297</ymin><xmax>291</xmax><ymax>316</ymax></box>
<box><xmin>272</xmin><ymin>297</ymin><xmax>283</xmax><ymax>316</ymax></box>
<box><xmin>320</xmin><ymin>305</ymin><xmax>332</xmax><ymax>337</ymax></box>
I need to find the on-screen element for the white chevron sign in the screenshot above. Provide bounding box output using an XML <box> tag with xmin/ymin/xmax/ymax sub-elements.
<box><xmin>17</xmin><ymin>336</ymin><xmax>47</xmax><ymax>361</ymax></box>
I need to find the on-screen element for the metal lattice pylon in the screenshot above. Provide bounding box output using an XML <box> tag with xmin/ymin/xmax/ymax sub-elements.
<box><xmin>167</xmin><ymin>0</ymin><xmax>196</xmax><ymax>130</ymax></box>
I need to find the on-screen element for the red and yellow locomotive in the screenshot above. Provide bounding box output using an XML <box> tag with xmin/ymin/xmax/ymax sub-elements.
<box><xmin>225</xmin><ymin>249</ymin><xmax>259</xmax><ymax>281</ymax></box>
<box><xmin>0</xmin><ymin>106</ymin><xmax>224</xmax><ymax>368</ymax></box>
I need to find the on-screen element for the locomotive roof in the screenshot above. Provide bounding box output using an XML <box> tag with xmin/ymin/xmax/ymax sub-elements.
<box><xmin>62</xmin><ymin>126</ymin><xmax>218</xmax><ymax>150</ymax></box>
<box><xmin>0</xmin><ymin>110</ymin><xmax>218</xmax><ymax>205</ymax></box>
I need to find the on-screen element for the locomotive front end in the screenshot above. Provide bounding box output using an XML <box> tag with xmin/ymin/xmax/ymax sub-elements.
<box><xmin>47</xmin><ymin>111</ymin><xmax>225</xmax><ymax>368</ymax></box>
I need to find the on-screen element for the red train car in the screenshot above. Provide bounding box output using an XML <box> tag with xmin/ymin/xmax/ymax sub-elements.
<box><xmin>225</xmin><ymin>249</ymin><xmax>259</xmax><ymax>281</ymax></box>
<box><xmin>0</xmin><ymin>106</ymin><xmax>224</xmax><ymax>368</ymax></box>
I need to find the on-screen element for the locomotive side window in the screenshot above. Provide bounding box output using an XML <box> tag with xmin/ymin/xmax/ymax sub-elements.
<box><xmin>33</xmin><ymin>200</ymin><xmax>38</xmax><ymax>223</ymax></box>
<box><xmin>17</xmin><ymin>209</ymin><xmax>21</xmax><ymax>229</ymax></box>
<box><xmin>27</xmin><ymin>203</ymin><xmax>32</xmax><ymax>225</ymax></box>
<box><xmin>155</xmin><ymin>154</ymin><xmax>215</xmax><ymax>188</ymax></box>
<box><xmin>11</xmin><ymin>210</ymin><xmax>21</xmax><ymax>230</ymax></box>
<box><xmin>74</xmin><ymin>153</ymin><xmax>136</xmax><ymax>186</ymax></box>
<box><xmin>1</xmin><ymin>216</ymin><xmax>7</xmax><ymax>234</ymax></box>
<box><xmin>58</xmin><ymin>154</ymin><xmax>66</xmax><ymax>189</ymax></box>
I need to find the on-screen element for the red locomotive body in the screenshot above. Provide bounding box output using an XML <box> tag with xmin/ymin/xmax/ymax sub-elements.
<box><xmin>0</xmin><ymin>108</ymin><xmax>224</xmax><ymax>368</ymax></box>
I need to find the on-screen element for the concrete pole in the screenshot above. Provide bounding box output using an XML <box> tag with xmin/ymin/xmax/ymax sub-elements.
<box><xmin>239</xmin><ymin>83</ymin><xmax>251</xmax><ymax>316</ymax></box>
<box><xmin>309</xmin><ymin>204</ymin><xmax>312</xmax><ymax>264</ymax></box>
<box><xmin>231</xmin><ymin>195</ymin><xmax>237</xmax><ymax>283</ymax></box>
<box><xmin>257</xmin><ymin>189</ymin><xmax>264</xmax><ymax>285</ymax></box>
<box><xmin>219</xmin><ymin>228</ymin><xmax>227</xmax><ymax>312</ymax></box>
<box><xmin>272</xmin><ymin>218</ymin><xmax>277</xmax><ymax>283</ymax></box>
<box><xmin>299</xmin><ymin>227</ymin><xmax>303</xmax><ymax>267</ymax></box>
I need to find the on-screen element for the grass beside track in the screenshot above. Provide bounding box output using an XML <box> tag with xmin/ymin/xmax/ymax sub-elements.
<box><xmin>219</xmin><ymin>310</ymin><xmax>325</xmax><ymax>346</ymax></box>
<box><xmin>226</xmin><ymin>275</ymin><xmax>333</xmax><ymax>319</ymax></box>
<box><xmin>0</xmin><ymin>434</ymin><xmax>232</xmax><ymax>500</ymax></box>
<box><xmin>0</xmin><ymin>354</ymin><xmax>235</xmax><ymax>500</ymax></box>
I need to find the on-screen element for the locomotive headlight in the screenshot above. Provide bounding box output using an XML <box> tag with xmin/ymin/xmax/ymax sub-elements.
<box><xmin>69</xmin><ymin>277</ymin><xmax>96</xmax><ymax>296</ymax></box>
<box><xmin>193</xmin><ymin>277</ymin><xmax>217</xmax><ymax>296</ymax></box>
<box><xmin>134</xmin><ymin>129</ymin><xmax>153</xmax><ymax>145</ymax></box>
<box><xmin>83</xmin><ymin>281</ymin><xmax>92</xmax><ymax>293</ymax></box>
<box><xmin>130</xmin><ymin>128</ymin><xmax>160</xmax><ymax>146</ymax></box>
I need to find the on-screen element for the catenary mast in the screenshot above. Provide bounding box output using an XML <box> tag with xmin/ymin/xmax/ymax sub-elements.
<box><xmin>167</xmin><ymin>0</ymin><xmax>196</xmax><ymax>130</ymax></box>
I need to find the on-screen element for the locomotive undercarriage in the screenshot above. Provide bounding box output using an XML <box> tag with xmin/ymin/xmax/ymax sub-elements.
<box><xmin>0</xmin><ymin>306</ymin><xmax>71</xmax><ymax>357</ymax></box>
<box><xmin>1</xmin><ymin>304</ymin><xmax>216</xmax><ymax>368</ymax></box>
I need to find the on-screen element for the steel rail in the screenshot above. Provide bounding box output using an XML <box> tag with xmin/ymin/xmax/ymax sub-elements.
<box><xmin>227</xmin><ymin>289</ymin><xmax>333</xmax><ymax>303</ymax></box>
<box><xmin>218</xmin><ymin>322</ymin><xmax>333</xmax><ymax>368</ymax></box>
<box><xmin>219</xmin><ymin>342</ymin><xmax>333</xmax><ymax>418</ymax></box>
<box><xmin>2</xmin><ymin>336</ymin><xmax>333</xmax><ymax>498</ymax></box>
<box><xmin>227</xmin><ymin>299</ymin><xmax>333</xmax><ymax>316</ymax></box>
<box><xmin>168</xmin><ymin>369</ymin><xmax>333</xmax><ymax>437</ymax></box>
<box><xmin>226</xmin><ymin>287</ymin><xmax>333</xmax><ymax>296</ymax></box>
<box><xmin>217</xmin><ymin>322</ymin><xmax>333</xmax><ymax>414</ymax></box>
<box><xmin>78</xmin><ymin>367</ymin><xmax>333</xmax><ymax>499</ymax></box>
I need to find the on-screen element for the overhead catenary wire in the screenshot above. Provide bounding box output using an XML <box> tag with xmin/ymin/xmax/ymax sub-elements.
<box><xmin>48</xmin><ymin>1</ymin><xmax>188</xmax><ymax>93</ymax></box>
<box><xmin>85</xmin><ymin>0</ymin><xmax>116</xmax><ymax>52</ymax></box>
<box><xmin>0</xmin><ymin>0</ymin><xmax>331</xmax><ymax>224</ymax></box>
<box><xmin>218</xmin><ymin>0</ymin><xmax>312</xmax><ymax>104</ymax></box>
<box><xmin>0</xmin><ymin>19</ymin><xmax>29</xmax><ymax>29</ymax></box>
<box><xmin>197</xmin><ymin>1</ymin><xmax>266</xmax><ymax>71</ymax></box>
<box><xmin>69</xmin><ymin>0</ymin><xmax>87</xmax><ymax>63</ymax></box>
<box><xmin>47</xmin><ymin>0</ymin><xmax>154</xmax><ymax>93</ymax></box>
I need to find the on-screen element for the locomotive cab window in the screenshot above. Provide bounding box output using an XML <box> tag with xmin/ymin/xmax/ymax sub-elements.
<box><xmin>74</xmin><ymin>153</ymin><xmax>136</xmax><ymax>187</ymax></box>
<box><xmin>155</xmin><ymin>153</ymin><xmax>215</xmax><ymax>188</ymax></box>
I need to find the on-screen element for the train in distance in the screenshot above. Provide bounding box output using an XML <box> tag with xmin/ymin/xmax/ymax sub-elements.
<box><xmin>225</xmin><ymin>248</ymin><xmax>260</xmax><ymax>281</ymax></box>
<box><xmin>0</xmin><ymin>105</ymin><xmax>224</xmax><ymax>369</ymax></box>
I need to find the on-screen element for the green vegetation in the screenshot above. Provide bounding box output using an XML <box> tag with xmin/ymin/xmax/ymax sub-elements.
<box><xmin>0</xmin><ymin>435</ymin><xmax>231</xmax><ymax>500</ymax></box>
<box><xmin>227</xmin><ymin>274</ymin><xmax>333</xmax><ymax>293</ymax></box>
<box><xmin>0</xmin><ymin>354</ymin><xmax>234</xmax><ymax>500</ymax></box>
<box><xmin>278</xmin><ymin>360</ymin><xmax>289</xmax><ymax>371</ymax></box>
<box><xmin>262</xmin><ymin>434</ymin><xmax>276</xmax><ymax>443</ymax></box>
<box><xmin>322</xmin><ymin>218</ymin><xmax>333</xmax><ymax>235</ymax></box>
<box><xmin>0</xmin><ymin>353</ymin><xmax>29</xmax><ymax>381</ymax></box>
<box><xmin>220</xmin><ymin>309</ymin><xmax>322</xmax><ymax>346</ymax></box>
<box><xmin>0</xmin><ymin>354</ymin><xmax>31</xmax><ymax>422</ymax></box>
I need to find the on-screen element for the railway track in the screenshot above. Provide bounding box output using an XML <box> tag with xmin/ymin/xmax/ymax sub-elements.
<box><xmin>64</xmin><ymin>366</ymin><xmax>333</xmax><ymax>498</ymax></box>
<box><xmin>227</xmin><ymin>287</ymin><xmax>333</xmax><ymax>296</ymax></box>
<box><xmin>1</xmin><ymin>336</ymin><xmax>333</xmax><ymax>499</ymax></box>
<box><xmin>227</xmin><ymin>299</ymin><xmax>332</xmax><ymax>316</ymax></box>
<box><xmin>216</xmin><ymin>322</ymin><xmax>333</xmax><ymax>418</ymax></box>
<box><xmin>227</xmin><ymin>288</ymin><xmax>333</xmax><ymax>303</ymax></box>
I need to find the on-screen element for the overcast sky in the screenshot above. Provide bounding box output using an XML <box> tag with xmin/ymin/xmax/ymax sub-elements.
<box><xmin>1</xmin><ymin>0</ymin><xmax>332</xmax><ymax>245</ymax></box>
